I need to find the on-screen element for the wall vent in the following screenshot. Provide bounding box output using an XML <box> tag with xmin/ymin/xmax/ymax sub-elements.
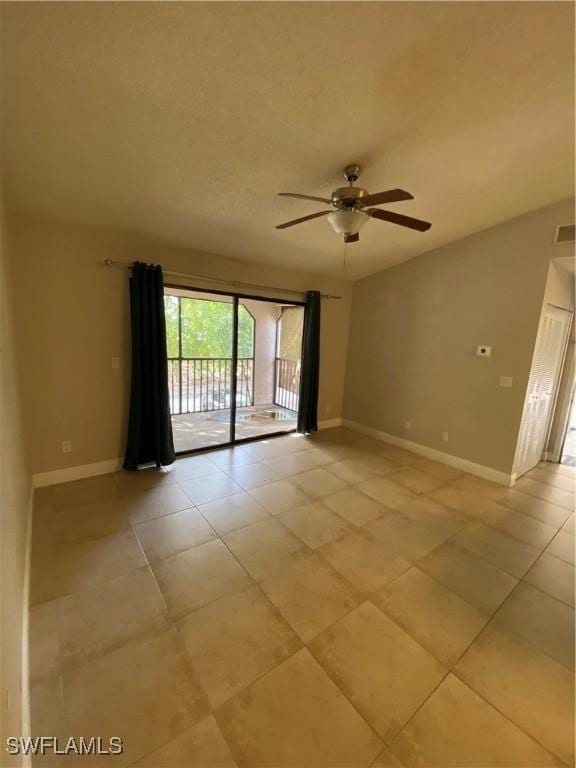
<box><xmin>554</xmin><ymin>223</ymin><xmax>575</xmax><ymax>244</ymax></box>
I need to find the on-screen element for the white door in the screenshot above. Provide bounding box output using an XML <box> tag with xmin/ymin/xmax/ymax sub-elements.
<box><xmin>514</xmin><ymin>304</ymin><xmax>572</xmax><ymax>478</ymax></box>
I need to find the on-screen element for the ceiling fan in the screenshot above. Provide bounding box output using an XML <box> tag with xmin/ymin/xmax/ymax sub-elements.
<box><xmin>275</xmin><ymin>164</ymin><xmax>431</xmax><ymax>243</ymax></box>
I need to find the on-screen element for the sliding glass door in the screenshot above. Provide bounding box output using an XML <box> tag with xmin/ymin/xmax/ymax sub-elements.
<box><xmin>231</xmin><ymin>297</ymin><xmax>303</xmax><ymax>443</ymax></box>
<box><xmin>165</xmin><ymin>289</ymin><xmax>235</xmax><ymax>452</ymax></box>
<box><xmin>164</xmin><ymin>286</ymin><xmax>304</xmax><ymax>454</ymax></box>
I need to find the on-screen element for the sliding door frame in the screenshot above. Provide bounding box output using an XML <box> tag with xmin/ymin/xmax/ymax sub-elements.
<box><xmin>164</xmin><ymin>282</ymin><xmax>306</xmax><ymax>458</ymax></box>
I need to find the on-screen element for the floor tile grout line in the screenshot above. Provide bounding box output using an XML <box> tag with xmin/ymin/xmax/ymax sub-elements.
<box><xmin>391</xmin><ymin>510</ymin><xmax>551</xmax><ymax>638</ymax></box>
<box><xmin>449</xmin><ymin>666</ymin><xmax>572</xmax><ymax>767</ymax></box>
<box><xmin>130</xmin><ymin>502</ymin><xmax>206</xmax><ymax>532</ymax></box>
<box><xmin>440</xmin><ymin>569</ymin><xmax>575</xmax><ymax>759</ymax></box>
<box><xmin>35</xmin><ymin>466</ymin><xmax>567</xmax><ymax>614</ymax></box>
<box><xmin>512</xmin><ymin>480</ymin><xmax>575</xmax><ymax>508</ymax></box>
<box><xmin>166</xmin><ymin>529</ymin><xmax>385</xmax><ymax>714</ymax></box>
<box><xmin>48</xmin><ymin>514</ymin><xmax>179</xmax><ymax>688</ymax></box>
<box><xmin>543</xmin><ymin>526</ymin><xmax>576</xmax><ymax>567</ymax></box>
<box><xmin>31</xmin><ymin>443</ymin><xmax>575</xmax><ymax>767</ymax></box>
<box><xmin>127</xmin><ymin>514</ymin><xmax>174</xmax><ymax>620</ymax></box>
<box><xmin>179</xmin><ymin>592</ymin><xmax>306</xmax><ymax>712</ymax></box>
<box><xmin>132</xmin><ymin>480</ymin><xmax>354</xmax><ymax>626</ymax></box>
<box><xmin>128</xmin><ymin>486</ymin><xmax>287</xmax><ymax>745</ymax></box>
<box><xmin>523</xmin><ymin>583</ymin><xmax>574</xmax><ymax>610</ymax></box>
<box><xmin>380</xmin><ymin>489</ymin><xmax>573</xmax><ymax>667</ymax></box>
<box><xmin>417</xmin><ymin>515</ymin><xmax>543</xmax><ymax>582</ymax></box>
<box><xmin>471</xmin><ymin>510</ymin><xmax>560</xmax><ymax>552</ymax></box>
<box><xmin>479</xmin><ymin>579</ymin><xmax>575</xmax><ymax>674</ymax></box>
<box><xmin>301</xmin><ymin>640</ymin><xmax>388</xmax><ymax>750</ymax></box>
<box><xmin>522</xmin><ymin>474</ymin><xmax>575</xmax><ymax>493</ymax></box>
<box><xmin>409</xmin><ymin>494</ymin><xmax>524</xmax><ymax>575</ymax></box>
<box><xmin>298</xmin><ymin>547</ymin><xmax>371</xmax><ymax>620</ymax></box>
<box><xmin>519</xmin><ymin>569</ymin><xmax>576</xmax><ymax>612</ymax></box>
<box><xmin>193</xmin><ymin>492</ymin><xmax>275</xmax><ymax>538</ymax></box>
<box><xmin>375</xmin><ymin>512</ymin><xmax>573</xmax><ymax>755</ymax></box>
<box><xmin>386</xmin><ymin>665</ymin><xmax>453</xmax><ymax>750</ymax></box>
<box><xmin>389</xmin><ymin>665</ymin><xmax>570</xmax><ymax>768</ymax></box>
<box><xmin>294</xmin><ymin>590</ymin><xmax>458</xmax><ymax>753</ymax></box>
<box><xmin>495</xmin><ymin>492</ymin><xmax>573</xmax><ymax>525</ymax></box>
<box><xmin>209</xmin><ymin>644</ymin><xmax>384</xmax><ymax>768</ymax></box>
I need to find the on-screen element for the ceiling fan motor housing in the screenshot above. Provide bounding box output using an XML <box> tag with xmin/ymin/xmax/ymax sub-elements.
<box><xmin>332</xmin><ymin>186</ymin><xmax>368</xmax><ymax>208</ymax></box>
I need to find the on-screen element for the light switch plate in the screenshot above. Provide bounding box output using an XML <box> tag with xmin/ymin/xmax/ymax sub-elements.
<box><xmin>499</xmin><ymin>376</ymin><xmax>513</xmax><ymax>388</ymax></box>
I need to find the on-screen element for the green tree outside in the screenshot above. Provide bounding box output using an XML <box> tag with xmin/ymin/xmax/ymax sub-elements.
<box><xmin>164</xmin><ymin>296</ymin><xmax>254</xmax><ymax>358</ymax></box>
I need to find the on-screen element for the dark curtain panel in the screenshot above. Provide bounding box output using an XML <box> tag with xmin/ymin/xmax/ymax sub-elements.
<box><xmin>297</xmin><ymin>290</ymin><xmax>321</xmax><ymax>434</ymax></box>
<box><xmin>123</xmin><ymin>262</ymin><xmax>175</xmax><ymax>470</ymax></box>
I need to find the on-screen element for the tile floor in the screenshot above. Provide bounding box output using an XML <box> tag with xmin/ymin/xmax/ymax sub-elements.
<box><xmin>29</xmin><ymin>428</ymin><xmax>575</xmax><ymax>767</ymax></box>
<box><xmin>171</xmin><ymin>406</ymin><xmax>297</xmax><ymax>453</ymax></box>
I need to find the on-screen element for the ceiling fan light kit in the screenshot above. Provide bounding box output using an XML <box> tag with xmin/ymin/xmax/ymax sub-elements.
<box><xmin>276</xmin><ymin>164</ymin><xmax>432</xmax><ymax>243</ymax></box>
<box><xmin>327</xmin><ymin>209</ymin><xmax>369</xmax><ymax>236</ymax></box>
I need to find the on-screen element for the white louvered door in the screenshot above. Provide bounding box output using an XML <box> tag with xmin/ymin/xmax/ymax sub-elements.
<box><xmin>514</xmin><ymin>304</ymin><xmax>572</xmax><ymax>478</ymax></box>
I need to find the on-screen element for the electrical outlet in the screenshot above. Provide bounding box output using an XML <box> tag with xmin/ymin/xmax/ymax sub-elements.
<box><xmin>111</xmin><ymin>356</ymin><xmax>120</xmax><ymax>369</ymax></box>
<box><xmin>441</xmin><ymin>432</ymin><xmax>449</xmax><ymax>442</ymax></box>
<box><xmin>62</xmin><ymin>441</ymin><xmax>72</xmax><ymax>454</ymax></box>
<box><xmin>499</xmin><ymin>375</ymin><xmax>513</xmax><ymax>388</ymax></box>
<box><xmin>404</xmin><ymin>420</ymin><xmax>411</xmax><ymax>430</ymax></box>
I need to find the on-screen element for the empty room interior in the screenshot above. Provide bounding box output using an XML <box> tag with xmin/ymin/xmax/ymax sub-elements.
<box><xmin>1</xmin><ymin>2</ymin><xmax>575</xmax><ymax>767</ymax></box>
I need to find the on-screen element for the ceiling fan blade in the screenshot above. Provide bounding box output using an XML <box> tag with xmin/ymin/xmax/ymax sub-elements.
<box><xmin>361</xmin><ymin>188</ymin><xmax>414</xmax><ymax>207</ymax></box>
<box><xmin>278</xmin><ymin>192</ymin><xmax>332</xmax><ymax>204</ymax></box>
<box><xmin>275</xmin><ymin>210</ymin><xmax>332</xmax><ymax>230</ymax></box>
<box><xmin>367</xmin><ymin>208</ymin><xmax>431</xmax><ymax>232</ymax></box>
<box><xmin>344</xmin><ymin>233</ymin><xmax>359</xmax><ymax>243</ymax></box>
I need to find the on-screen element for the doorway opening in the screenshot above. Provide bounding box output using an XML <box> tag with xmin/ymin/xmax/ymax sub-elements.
<box><xmin>514</xmin><ymin>302</ymin><xmax>573</xmax><ymax>478</ymax></box>
<box><xmin>560</xmin><ymin>392</ymin><xmax>576</xmax><ymax>467</ymax></box>
<box><xmin>164</xmin><ymin>286</ymin><xmax>304</xmax><ymax>454</ymax></box>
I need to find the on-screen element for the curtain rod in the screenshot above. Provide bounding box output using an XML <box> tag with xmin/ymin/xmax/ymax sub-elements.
<box><xmin>102</xmin><ymin>259</ymin><xmax>342</xmax><ymax>300</ymax></box>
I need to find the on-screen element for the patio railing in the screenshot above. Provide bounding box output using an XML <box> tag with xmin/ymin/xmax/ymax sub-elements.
<box><xmin>168</xmin><ymin>357</ymin><xmax>254</xmax><ymax>415</ymax></box>
<box><xmin>274</xmin><ymin>357</ymin><xmax>300</xmax><ymax>412</ymax></box>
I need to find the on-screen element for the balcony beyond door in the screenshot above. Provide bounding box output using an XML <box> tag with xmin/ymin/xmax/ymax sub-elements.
<box><xmin>164</xmin><ymin>287</ymin><xmax>303</xmax><ymax>454</ymax></box>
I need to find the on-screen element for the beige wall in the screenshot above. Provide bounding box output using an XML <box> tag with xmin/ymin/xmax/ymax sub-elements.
<box><xmin>8</xmin><ymin>213</ymin><xmax>351</xmax><ymax>476</ymax></box>
<box><xmin>0</xmin><ymin>203</ymin><xmax>32</xmax><ymax>762</ymax></box>
<box><xmin>343</xmin><ymin>198</ymin><xmax>575</xmax><ymax>475</ymax></box>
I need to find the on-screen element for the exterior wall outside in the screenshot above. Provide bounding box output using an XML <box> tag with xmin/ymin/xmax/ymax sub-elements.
<box><xmin>241</xmin><ymin>299</ymin><xmax>280</xmax><ymax>406</ymax></box>
<box><xmin>278</xmin><ymin>307</ymin><xmax>304</xmax><ymax>361</ymax></box>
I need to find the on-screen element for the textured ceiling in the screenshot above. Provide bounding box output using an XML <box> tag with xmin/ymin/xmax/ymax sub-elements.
<box><xmin>1</xmin><ymin>2</ymin><xmax>574</xmax><ymax>280</ymax></box>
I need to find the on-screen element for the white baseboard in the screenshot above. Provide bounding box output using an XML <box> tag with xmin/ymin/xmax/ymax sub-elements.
<box><xmin>318</xmin><ymin>417</ymin><xmax>343</xmax><ymax>430</ymax></box>
<box><xmin>33</xmin><ymin>458</ymin><xmax>123</xmax><ymax>488</ymax></box>
<box><xmin>30</xmin><ymin>422</ymin><xmax>344</xmax><ymax>487</ymax></box>
<box><xmin>342</xmin><ymin>419</ymin><xmax>515</xmax><ymax>487</ymax></box>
